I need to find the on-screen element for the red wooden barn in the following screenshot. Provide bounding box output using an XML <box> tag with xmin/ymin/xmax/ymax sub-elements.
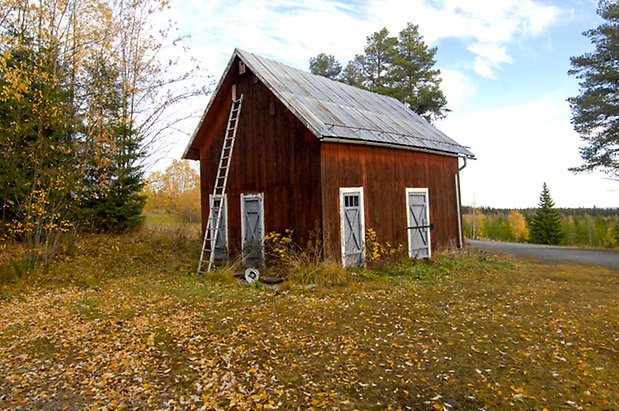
<box><xmin>183</xmin><ymin>49</ymin><xmax>475</xmax><ymax>268</ymax></box>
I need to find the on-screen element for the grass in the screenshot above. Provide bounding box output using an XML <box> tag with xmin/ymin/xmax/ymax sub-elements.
<box><xmin>0</xmin><ymin>219</ymin><xmax>617</xmax><ymax>409</ymax></box>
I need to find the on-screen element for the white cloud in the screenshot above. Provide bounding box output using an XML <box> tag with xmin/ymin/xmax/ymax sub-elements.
<box><xmin>467</xmin><ymin>42</ymin><xmax>513</xmax><ymax>78</ymax></box>
<box><xmin>439</xmin><ymin>69</ymin><xmax>477</xmax><ymax>111</ymax></box>
<box><xmin>467</xmin><ymin>43</ymin><xmax>511</xmax><ymax>64</ymax></box>
<box><xmin>364</xmin><ymin>0</ymin><xmax>563</xmax><ymax>77</ymax></box>
<box><xmin>171</xmin><ymin>0</ymin><xmax>566</xmax><ymax>79</ymax></box>
<box><xmin>444</xmin><ymin>0</ymin><xmax>563</xmax><ymax>77</ymax></box>
<box><xmin>171</xmin><ymin>0</ymin><xmax>370</xmax><ymax>73</ymax></box>
<box><xmin>470</xmin><ymin>58</ymin><xmax>494</xmax><ymax>79</ymax></box>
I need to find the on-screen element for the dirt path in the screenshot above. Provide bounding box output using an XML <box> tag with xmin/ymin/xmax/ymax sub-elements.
<box><xmin>468</xmin><ymin>239</ymin><xmax>619</xmax><ymax>269</ymax></box>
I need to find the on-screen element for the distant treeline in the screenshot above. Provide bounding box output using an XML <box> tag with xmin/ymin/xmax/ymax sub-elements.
<box><xmin>462</xmin><ymin>207</ymin><xmax>619</xmax><ymax>248</ymax></box>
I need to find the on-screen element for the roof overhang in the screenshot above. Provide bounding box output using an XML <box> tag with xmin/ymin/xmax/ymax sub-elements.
<box><xmin>320</xmin><ymin>136</ymin><xmax>476</xmax><ymax>160</ymax></box>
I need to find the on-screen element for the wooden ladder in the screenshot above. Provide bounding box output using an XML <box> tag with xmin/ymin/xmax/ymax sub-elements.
<box><xmin>197</xmin><ymin>95</ymin><xmax>243</xmax><ymax>274</ymax></box>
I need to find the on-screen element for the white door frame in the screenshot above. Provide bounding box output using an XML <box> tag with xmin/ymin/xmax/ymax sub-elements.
<box><xmin>406</xmin><ymin>188</ymin><xmax>431</xmax><ymax>259</ymax></box>
<box><xmin>339</xmin><ymin>187</ymin><xmax>365</xmax><ymax>267</ymax></box>
<box><xmin>240</xmin><ymin>193</ymin><xmax>265</xmax><ymax>265</ymax></box>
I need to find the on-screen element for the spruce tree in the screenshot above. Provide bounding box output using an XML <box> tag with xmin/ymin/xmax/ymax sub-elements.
<box><xmin>529</xmin><ymin>183</ymin><xmax>564</xmax><ymax>245</ymax></box>
<box><xmin>77</xmin><ymin>56</ymin><xmax>146</xmax><ymax>232</ymax></box>
<box><xmin>79</xmin><ymin>124</ymin><xmax>146</xmax><ymax>233</ymax></box>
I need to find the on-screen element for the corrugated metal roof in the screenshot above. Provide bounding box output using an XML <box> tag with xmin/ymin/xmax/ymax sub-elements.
<box><xmin>184</xmin><ymin>49</ymin><xmax>474</xmax><ymax>159</ymax></box>
<box><xmin>238</xmin><ymin>49</ymin><xmax>474</xmax><ymax>158</ymax></box>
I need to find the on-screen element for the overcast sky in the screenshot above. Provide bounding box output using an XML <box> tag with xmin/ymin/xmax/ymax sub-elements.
<box><xmin>165</xmin><ymin>0</ymin><xmax>617</xmax><ymax>208</ymax></box>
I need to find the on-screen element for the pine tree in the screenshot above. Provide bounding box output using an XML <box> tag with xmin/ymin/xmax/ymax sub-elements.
<box><xmin>568</xmin><ymin>0</ymin><xmax>619</xmax><ymax>179</ymax></box>
<box><xmin>309</xmin><ymin>22</ymin><xmax>449</xmax><ymax>122</ymax></box>
<box><xmin>529</xmin><ymin>183</ymin><xmax>564</xmax><ymax>245</ymax></box>
<box><xmin>390</xmin><ymin>23</ymin><xmax>448</xmax><ymax>121</ymax></box>
<box><xmin>309</xmin><ymin>53</ymin><xmax>342</xmax><ymax>79</ymax></box>
<box><xmin>353</xmin><ymin>28</ymin><xmax>398</xmax><ymax>93</ymax></box>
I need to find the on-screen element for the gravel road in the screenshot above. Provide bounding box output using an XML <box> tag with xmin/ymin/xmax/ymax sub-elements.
<box><xmin>468</xmin><ymin>239</ymin><xmax>619</xmax><ymax>270</ymax></box>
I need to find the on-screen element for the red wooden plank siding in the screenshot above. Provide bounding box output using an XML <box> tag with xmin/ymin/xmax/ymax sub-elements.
<box><xmin>198</xmin><ymin>60</ymin><xmax>322</xmax><ymax>253</ymax></box>
<box><xmin>320</xmin><ymin>142</ymin><xmax>461</xmax><ymax>260</ymax></box>
<box><xmin>195</xmin><ymin>55</ymin><xmax>463</xmax><ymax>262</ymax></box>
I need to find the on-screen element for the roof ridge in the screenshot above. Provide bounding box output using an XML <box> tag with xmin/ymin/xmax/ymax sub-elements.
<box><xmin>184</xmin><ymin>49</ymin><xmax>475</xmax><ymax>160</ymax></box>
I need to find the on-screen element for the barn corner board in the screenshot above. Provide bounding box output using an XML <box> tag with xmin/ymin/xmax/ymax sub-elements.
<box><xmin>183</xmin><ymin>49</ymin><xmax>475</xmax><ymax>268</ymax></box>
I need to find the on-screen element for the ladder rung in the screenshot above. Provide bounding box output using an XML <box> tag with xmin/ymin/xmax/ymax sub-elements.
<box><xmin>198</xmin><ymin>94</ymin><xmax>243</xmax><ymax>275</ymax></box>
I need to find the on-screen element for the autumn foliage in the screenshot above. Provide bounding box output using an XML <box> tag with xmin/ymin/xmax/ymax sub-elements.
<box><xmin>143</xmin><ymin>160</ymin><xmax>201</xmax><ymax>222</ymax></box>
<box><xmin>463</xmin><ymin>206</ymin><xmax>618</xmax><ymax>248</ymax></box>
<box><xmin>0</xmin><ymin>0</ymin><xmax>203</xmax><ymax>267</ymax></box>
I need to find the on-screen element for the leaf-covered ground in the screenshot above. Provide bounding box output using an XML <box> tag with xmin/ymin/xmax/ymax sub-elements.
<box><xmin>0</xmin><ymin>230</ymin><xmax>617</xmax><ymax>410</ymax></box>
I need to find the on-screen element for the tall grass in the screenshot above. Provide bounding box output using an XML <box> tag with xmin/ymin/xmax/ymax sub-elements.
<box><xmin>283</xmin><ymin>252</ymin><xmax>353</xmax><ymax>287</ymax></box>
<box><xmin>0</xmin><ymin>216</ymin><xmax>202</xmax><ymax>295</ymax></box>
<box><xmin>2</xmin><ymin>213</ymin><xmax>512</xmax><ymax>298</ymax></box>
<box><xmin>263</xmin><ymin>230</ymin><xmax>353</xmax><ymax>287</ymax></box>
